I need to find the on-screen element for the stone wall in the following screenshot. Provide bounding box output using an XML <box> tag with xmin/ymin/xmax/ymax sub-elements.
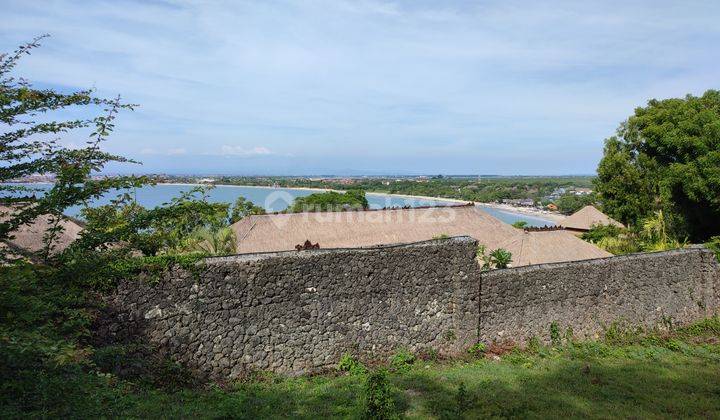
<box><xmin>100</xmin><ymin>237</ymin><xmax>481</xmax><ymax>378</ymax></box>
<box><xmin>100</xmin><ymin>239</ymin><xmax>720</xmax><ymax>379</ymax></box>
<box><xmin>480</xmin><ymin>246</ymin><xmax>720</xmax><ymax>344</ymax></box>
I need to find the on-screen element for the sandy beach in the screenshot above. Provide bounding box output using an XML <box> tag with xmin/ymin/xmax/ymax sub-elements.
<box><xmin>476</xmin><ymin>202</ymin><xmax>566</xmax><ymax>223</ymax></box>
<box><xmin>157</xmin><ymin>182</ymin><xmax>563</xmax><ymax>223</ymax></box>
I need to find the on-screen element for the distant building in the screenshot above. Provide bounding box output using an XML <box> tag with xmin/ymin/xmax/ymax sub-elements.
<box><xmin>501</xmin><ymin>198</ymin><xmax>535</xmax><ymax>207</ymax></box>
<box><xmin>571</xmin><ymin>188</ymin><xmax>593</xmax><ymax>196</ymax></box>
<box><xmin>546</xmin><ymin>203</ymin><xmax>558</xmax><ymax>211</ymax></box>
<box><xmin>334</xmin><ymin>178</ymin><xmax>356</xmax><ymax>185</ymax></box>
<box><xmin>230</xmin><ymin>205</ymin><xmax>611</xmax><ymax>267</ymax></box>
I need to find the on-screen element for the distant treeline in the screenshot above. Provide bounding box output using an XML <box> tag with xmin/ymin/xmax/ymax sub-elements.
<box><xmin>156</xmin><ymin>175</ymin><xmax>595</xmax><ymax>210</ymax></box>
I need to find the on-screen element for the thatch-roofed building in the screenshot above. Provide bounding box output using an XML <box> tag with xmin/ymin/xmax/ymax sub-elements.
<box><xmin>561</xmin><ymin>205</ymin><xmax>624</xmax><ymax>233</ymax></box>
<box><xmin>230</xmin><ymin>204</ymin><xmax>611</xmax><ymax>267</ymax></box>
<box><xmin>0</xmin><ymin>205</ymin><xmax>83</xmax><ymax>257</ymax></box>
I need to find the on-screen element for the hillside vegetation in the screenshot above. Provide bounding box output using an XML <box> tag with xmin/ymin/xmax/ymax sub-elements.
<box><xmin>3</xmin><ymin>263</ymin><xmax>719</xmax><ymax>419</ymax></box>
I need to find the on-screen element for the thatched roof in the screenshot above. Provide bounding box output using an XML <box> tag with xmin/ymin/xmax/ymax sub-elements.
<box><xmin>230</xmin><ymin>205</ymin><xmax>611</xmax><ymax>267</ymax></box>
<box><xmin>562</xmin><ymin>205</ymin><xmax>624</xmax><ymax>231</ymax></box>
<box><xmin>503</xmin><ymin>230</ymin><xmax>612</xmax><ymax>267</ymax></box>
<box><xmin>0</xmin><ymin>205</ymin><xmax>83</xmax><ymax>256</ymax></box>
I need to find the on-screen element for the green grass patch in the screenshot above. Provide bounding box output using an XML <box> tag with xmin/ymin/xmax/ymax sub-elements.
<box><xmin>3</xmin><ymin>263</ymin><xmax>720</xmax><ymax>418</ymax></box>
<box><xmin>3</xmin><ymin>326</ymin><xmax>720</xmax><ymax>418</ymax></box>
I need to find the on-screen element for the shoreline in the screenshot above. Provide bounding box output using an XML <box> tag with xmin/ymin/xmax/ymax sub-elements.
<box><xmin>476</xmin><ymin>202</ymin><xmax>566</xmax><ymax>223</ymax></box>
<box><xmin>9</xmin><ymin>181</ymin><xmax>563</xmax><ymax>224</ymax></box>
<box><xmin>157</xmin><ymin>182</ymin><xmax>562</xmax><ymax>223</ymax></box>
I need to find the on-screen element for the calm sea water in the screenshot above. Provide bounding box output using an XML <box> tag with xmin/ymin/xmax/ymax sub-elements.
<box><xmin>7</xmin><ymin>183</ymin><xmax>553</xmax><ymax>227</ymax></box>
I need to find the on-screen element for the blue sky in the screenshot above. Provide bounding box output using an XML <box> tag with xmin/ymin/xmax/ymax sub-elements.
<box><xmin>2</xmin><ymin>0</ymin><xmax>718</xmax><ymax>175</ymax></box>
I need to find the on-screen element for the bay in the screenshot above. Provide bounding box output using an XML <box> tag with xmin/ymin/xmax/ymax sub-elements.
<box><xmin>6</xmin><ymin>183</ymin><xmax>554</xmax><ymax>227</ymax></box>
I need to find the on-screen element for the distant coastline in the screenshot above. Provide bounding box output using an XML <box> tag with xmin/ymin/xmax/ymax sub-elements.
<box><xmin>157</xmin><ymin>182</ymin><xmax>563</xmax><ymax>224</ymax></box>
<box><xmin>6</xmin><ymin>181</ymin><xmax>563</xmax><ymax>224</ymax></box>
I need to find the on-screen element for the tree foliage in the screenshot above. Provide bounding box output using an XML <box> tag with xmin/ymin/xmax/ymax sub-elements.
<box><xmin>580</xmin><ymin>210</ymin><xmax>687</xmax><ymax>255</ymax></box>
<box><xmin>595</xmin><ymin>90</ymin><xmax>720</xmax><ymax>241</ymax></box>
<box><xmin>229</xmin><ymin>196</ymin><xmax>265</xmax><ymax>223</ymax></box>
<box><xmin>0</xmin><ymin>35</ymin><xmax>147</xmax><ymax>262</ymax></box>
<box><xmin>554</xmin><ymin>192</ymin><xmax>597</xmax><ymax>215</ymax></box>
<box><xmin>77</xmin><ymin>186</ymin><xmax>230</xmax><ymax>256</ymax></box>
<box><xmin>477</xmin><ymin>245</ymin><xmax>513</xmax><ymax>269</ymax></box>
<box><xmin>288</xmin><ymin>189</ymin><xmax>369</xmax><ymax>213</ymax></box>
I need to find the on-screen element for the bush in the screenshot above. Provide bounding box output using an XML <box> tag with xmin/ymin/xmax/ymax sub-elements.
<box><xmin>489</xmin><ymin>248</ymin><xmax>513</xmax><ymax>269</ymax></box>
<box><xmin>477</xmin><ymin>245</ymin><xmax>513</xmax><ymax>270</ymax></box>
<box><xmin>337</xmin><ymin>353</ymin><xmax>367</xmax><ymax>375</ymax></box>
<box><xmin>706</xmin><ymin>236</ymin><xmax>720</xmax><ymax>262</ymax></box>
<box><xmin>550</xmin><ymin>322</ymin><xmax>561</xmax><ymax>347</ymax></box>
<box><xmin>456</xmin><ymin>381</ymin><xmax>469</xmax><ymax>414</ymax></box>
<box><xmin>467</xmin><ymin>342</ymin><xmax>487</xmax><ymax>357</ymax></box>
<box><xmin>364</xmin><ymin>369</ymin><xmax>397</xmax><ymax>419</ymax></box>
<box><xmin>289</xmin><ymin>190</ymin><xmax>369</xmax><ymax>213</ymax></box>
<box><xmin>389</xmin><ymin>349</ymin><xmax>415</xmax><ymax>373</ymax></box>
<box><xmin>511</xmin><ymin>221</ymin><xmax>528</xmax><ymax>229</ymax></box>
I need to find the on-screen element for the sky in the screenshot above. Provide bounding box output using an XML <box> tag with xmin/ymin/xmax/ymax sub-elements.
<box><xmin>2</xmin><ymin>0</ymin><xmax>719</xmax><ymax>175</ymax></box>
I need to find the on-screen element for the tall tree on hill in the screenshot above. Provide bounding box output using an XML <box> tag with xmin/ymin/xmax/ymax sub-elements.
<box><xmin>594</xmin><ymin>90</ymin><xmax>720</xmax><ymax>241</ymax></box>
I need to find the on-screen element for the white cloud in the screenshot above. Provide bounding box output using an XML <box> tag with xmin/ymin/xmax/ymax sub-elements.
<box><xmin>219</xmin><ymin>146</ymin><xmax>273</xmax><ymax>157</ymax></box>
<box><xmin>140</xmin><ymin>148</ymin><xmax>186</xmax><ymax>156</ymax></box>
<box><xmin>2</xmin><ymin>0</ymin><xmax>718</xmax><ymax>174</ymax></box>
<box><xmin>167</xmin><ymin>148</ymin><xmax>187</xmax><ymax>155</ymax></box>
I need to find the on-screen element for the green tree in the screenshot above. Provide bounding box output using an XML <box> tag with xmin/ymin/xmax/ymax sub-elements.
<box><xmin>595</xmin><ymin>90</ymin><xmax>720</xmax><ymax>241</ymax></box>
<box><xmin>554</xmin><ymin>193</ymin><xmax>597</xmax><ymax>215</ymax></box>
<box><xmin>229</xmin><ymin>196</ymin><xmax>265</xmax><ymax>223</ymax></box>
<box><xmin>289</xmin><ymin>189</ymin><xmax>369</xmax><ymax>213</ymax></box>
<box><xmin>77</xmin><ymin>187</ymin><xmax>230</xmax><ymax>256</ymax></box>
<box><xmin>0</xmin><ymin>36</ymin><xmax>146</xmax><ymax>262</ymax></box>
<box><xmin>179</xmin><ymin>226</ymin><xmax>236</xmax><ymax>255</ymax></box>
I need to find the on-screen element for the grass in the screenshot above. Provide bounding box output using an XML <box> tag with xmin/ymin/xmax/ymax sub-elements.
<box><xmin>3</xmin><ymin>264</ymin><xmax>720</xmax><ymax>418</ymax></box>
<box><xmin>3</xmin><ymin>323</ymin><xmax>720</xmax><ymax>418</ymax></box>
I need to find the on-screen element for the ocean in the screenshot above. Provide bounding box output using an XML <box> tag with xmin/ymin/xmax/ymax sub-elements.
<box><xmin>7</xmin><ymin>183</ymin><xmax>554</xmax><ymax>227</ymax></box>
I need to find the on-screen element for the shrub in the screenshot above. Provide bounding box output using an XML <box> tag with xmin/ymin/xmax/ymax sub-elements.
<box><xmin>706</xmin><ymin>236</ymin><xmax>720</xmax><ymax>262</ymax></box>
<box><xmin>477</xmin><ymin>245</ymin><xmax>513</xmax><ymax>270</ymax></box>
<box><xmin>550</xmin><ymin>322</ymin><xmax>561</xmax><ymax>347</ymax></box>
<box><xmin>337</xmin><ymin>353</ymin><xmax>367</xmax><ymax>376</ymax></box>
<box><xmin>489</xmin><ymin>248</ymin><xmax>513</xmax><ymax>269</ymax></box>
<box><xmin>582</xmin><ymin>224</ymin><xmax>641</xmax><ymax>255</ymax></box>
<box><xmin>467</xmin><ymin>342</ymin><xmax>487</xmax><ymax>357</ymax></box>
<box><xmin>178</xmin><ymin>226</ymin><xmax>237</xmax><ymax>255</ymax></box>
<box><xmin>417</xmin><ymin>347</ymin><xmax>439</xmax><ymax>361</ymax></box>
<box><xmin>389</xmin><ymin>349</ymin><xmax>415</xmax><ymax>373</ymax></box>
<box><xmin>526</xmin><ymin>336</ymin><xmax>541</xmax><ymax>354</ymax></box>
<box><xmin>603</xmin><ymin>321</ymin><xmax>644</xmax><ymax>345</ymax></box>
<box><xmin>364</xmin><ymin>369</ymin><xmax>397</xmax><ymax>419</ymax></box>
<box><xmin>456</xmin><ymin>381</ymin><xmax>469</xmax><ymax>414</ymax></box>
<box><xmin>511</xmin><ymin>221</ymin><xmax>528</xmax><ymax>229</ymax></box>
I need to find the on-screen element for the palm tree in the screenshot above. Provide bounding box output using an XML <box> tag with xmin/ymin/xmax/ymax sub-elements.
<box><xmin>180</xmin><ymin>227</ymin><xmax>237</xmax><ymax>255</ymax></box>
<box><xmin>641</xmin><ymin>210</ymin><xmax>684</xmax><ymax>251</ymax></box>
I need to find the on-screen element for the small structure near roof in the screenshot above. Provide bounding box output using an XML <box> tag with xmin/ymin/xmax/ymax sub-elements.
<box><xmin>295</xmin><ymin>240</ymin><xmax>320</xmax><ymax>251</ymax></box>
